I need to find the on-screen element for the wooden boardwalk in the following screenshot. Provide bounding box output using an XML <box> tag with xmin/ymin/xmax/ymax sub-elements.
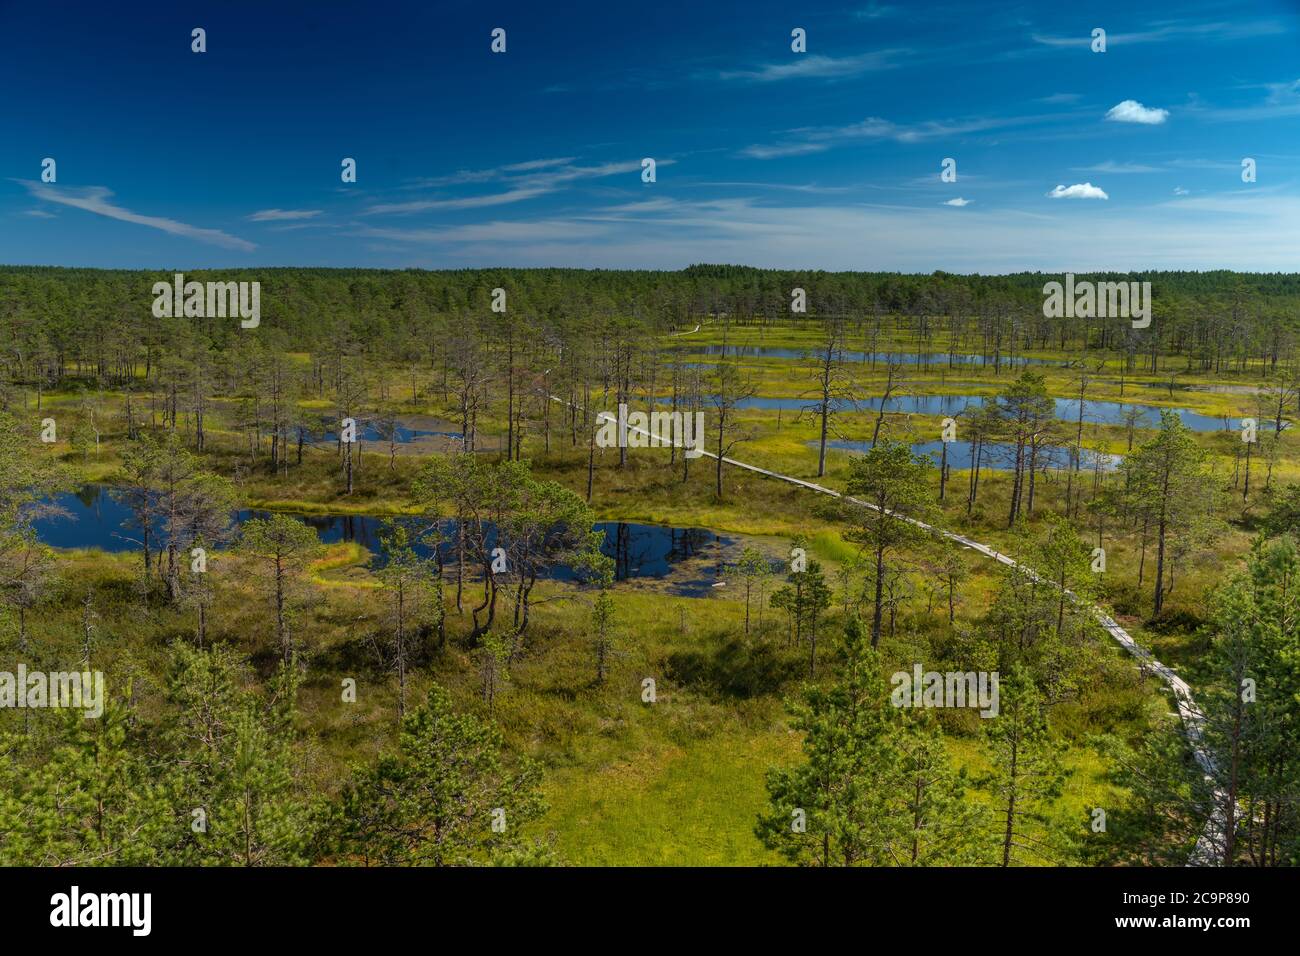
<box><xmin>556</xmin><ymin>396</ymin><xmax>1224</xmax><ymax>864</ymax></box>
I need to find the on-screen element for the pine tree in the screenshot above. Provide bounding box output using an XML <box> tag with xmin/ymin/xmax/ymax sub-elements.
<box><xmin>1121</xmin><ymin>411</ymin><xmax>1217</xmax><ymax>616</ymax></box>
<box><xmin>845</xmin><ymin>440</ymin><xmax>936</xmax><ymax>647</ymax></box>
<box><xmin>1198</xmin><ymin>537</ymin><xmax>1300</xmax><ymax>865</ymax></box>
<box><xmin>756</xmin><ymin>617</ymin><xmax>896</xmax><ymax>865</ymax></box>
<box><xmin>332</xmin><ymin>684</ymin><xmax>551</xmax><ymax>866</ymax></box>
<box><xmin>985</xmin><ymin>665</ymin><xmax>1067</xmax><ymax>866</ymax></box>
<box><xmin>770</xmin><ymin>558</ymin><xmax>833</xmax><ymax>677</ymax></box>
<box><xmin>154</xmin><ymin>644</ymin><xmax>316</xmax><ymax>866</ymax></box>
<box><xmin>0</xmin><ymin>704</ymin><xmax>166</xmax><ymax>865</ymax></box>
<box><xmin>735</xmin><ymin>547</ymin><xmax>773</xmax><ymax>637</ymax></box>
<box><xmin>756</xmin><ymin>617</ymin><xmax>981</xmax><ymax>865</ymax></box>
<box><xmin>239</xmin><ymin>513</ymin><xmax>323</xmax><ymax>663</ymax></box>
<box><xmin>376</xmin><ymin>521</ymin><xmax>437</xmax><ymax>718</ymax></box>
<box><xmin>1090</xmin><ymin>725</ymin><xmax>1211</xmax><ymax>866</ymax></box>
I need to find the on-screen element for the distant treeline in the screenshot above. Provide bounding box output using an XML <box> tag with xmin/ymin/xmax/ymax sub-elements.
<box><xmin>4</xmin><ymin>265</ymin><xmax>1300</xmax><ymax>387</ymax></box>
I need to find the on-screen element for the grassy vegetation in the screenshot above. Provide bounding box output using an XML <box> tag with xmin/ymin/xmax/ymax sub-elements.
<box><xmin>11</xmin><ymin>311</ymin><xmax>1286</xmax><ymax>866</ymax></box>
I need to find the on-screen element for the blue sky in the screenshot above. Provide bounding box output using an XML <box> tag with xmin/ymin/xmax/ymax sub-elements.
<box><xmin>2</xmin><ymin>0</ymin><xmax>1299</xmax><ymax>272</ymax></box>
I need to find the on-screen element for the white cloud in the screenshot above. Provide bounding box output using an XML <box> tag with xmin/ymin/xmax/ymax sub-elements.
<box><xmin>16</xmin><ymin>181</ymin><xmax>255</xmax><ymax>251</ymax></box>
<box><xmin>1047</xmin><ymin>183</ymin><xmax>1109</xmax><ymax>200</ymax></box>
<box><xmin>247</xmin><ymin>208</ymin><xmax>323</xmax><ymax>222</ymax></box>
<box><xmin>1105</xmin><ymin>100</ymin><xmax>1169</xmax><ymax>125</ymax></box>
<box><xmin>942</xmin><ymin>198</ymin><xmax>973</xmax><ymax>206</ymax></box>
<box><xmin>1174</xmin><ymin>186</ymin><xmax>1190</xmax><ymax>196</ymax></box>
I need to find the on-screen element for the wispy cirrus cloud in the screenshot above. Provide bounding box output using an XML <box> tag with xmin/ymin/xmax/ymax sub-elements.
<box><xmin>1073</xmin><ymin>160</ymin><xmax>1162</xmax><ymax>174</ymax></box>
<box><xmin>1032</xmin><ymin>18</ymin><xmax>1285</xmax><ymax>49</ymax></box>
<box><xmin>829</xmin><ymin>115</ymin><xmax>1016</xmax><ymax>143</ymax></box>
<box><xmin>352</xmin><ymin>220</ymin><xmax>610</xmax><ymax>243</ymax></box>
<box><xmin>1038</xmin><ymin>93</ymin><xmax>1082</xmax><ymax>104</ymax></box>
<box><xmin>1166</xmin><ymin>157</ymin><xmax>1243</xmax><ymax>170</ymax></box>
<box><xmin>740</xmin><ymin>110</ymin><xmax>1065</xmax><ymax>159</ymax></box>
<box><xmin>691</xmin><ymin>180</ymin><xmax>855</xmax><ymax>194</ymax></box>
<box><xmin>1185</xmin><ymin>78</ymin><xmax>1300</xmax><ymax>122</ymax></box>
<box><xmin>854</xmin><ymin>3</ymin><xmax>898</xmax><ymax>19</ymax></box>
<box><xmin>405</xmin><ymin>157</ymin><xmax>577</xmax><ymax>189</ymax></box>
<box><xmin>405</xmin><ymin>191</ymin><xmax>1300</xmax><ymax>271</ymax></box>
<box><xmin>1105</xmin><ymin>100</ymin><xmax>1169</xmax><ymax>125</ymax></box>
<box><xmin>716</xmin><ymin>50</ymin><xmax>908</xmax><ymax>83</ymax></box>
<box><xmin>266</xmin><ymin>221</ymin><xmax>340</xmax><ymax>233</ymax></box>
<box><xmin>247</xmin><ymin>208</ymin><xmax>322</xmax><ymax>222</ymax></box>
<box><xmin>1152</xmin><ymin>187</ymin><xmax>1299</xmax><ymax>214</ymax></box>
<box><xmin>942</xmin><ymin>197</ymin><xmax>973</xmax><ymax>206</ymax></box>
<box><xmin>586</xmin><ymin>196</ymin><xmax>766</xmax><ymax>229</ymax></box>
<box><xmin>365</xmin><ymin>159</ymin><xmax>665</xmax><ymax>216</ymax></box>
<box><xmin>739</xmin><ymin>142</ymin><xmax>831</xmax><ymax>160</ymax></box>
<box><xmin>364</xmin><ymin>187</ymin><xmax>551</xmax><ymax>216</ymax></box>
<box><xmin>15</xmin><ymin>181</ymin><xmax>255</xmax><ymax>251</ymax></box>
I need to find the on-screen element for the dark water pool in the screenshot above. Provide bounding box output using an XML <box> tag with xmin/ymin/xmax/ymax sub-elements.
<box><xmin>32</xmin><ymin>487</ymin><xmax>740</xmax><ymax>597</ymax></box>
<box><xmin>661</xmin><ymin>392</ymin><xmax>1243</xmax><ymax>431</ymax></box>
<box><xmin>317</xmin><ymin>423</ymin><xmax>463</xmax><ymax>444</ymax></box>
<box><xmin>817</xmin><ymin>439</ymin><xmax>1122</xmax><ymax>472</ymax></box>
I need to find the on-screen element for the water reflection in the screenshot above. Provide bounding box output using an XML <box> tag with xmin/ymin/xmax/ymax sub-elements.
<box><xmin>32</xmin><ymin>487</ymin><xmax>738</xmax><ymax>597</ymax></box>
<box><xmin>670</xmin><ymin>392</ymin><xmax>1244</xmax><ymax>432</ymax></box>
<box><xmin>817</xmin><ymin>439</ymin><xmax>1122</xmax><ymax>472</ymax></box>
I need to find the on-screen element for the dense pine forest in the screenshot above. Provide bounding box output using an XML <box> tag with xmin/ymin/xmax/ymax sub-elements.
<box><xmin>8</xmin><ymin>266</ymin><xmax>1300</xmax><ymax>378</ymax></box>
<box><xmin>2</xmin><ymin>265</ymin><xmax>1298</xmax><ymax>866</ymax></box>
